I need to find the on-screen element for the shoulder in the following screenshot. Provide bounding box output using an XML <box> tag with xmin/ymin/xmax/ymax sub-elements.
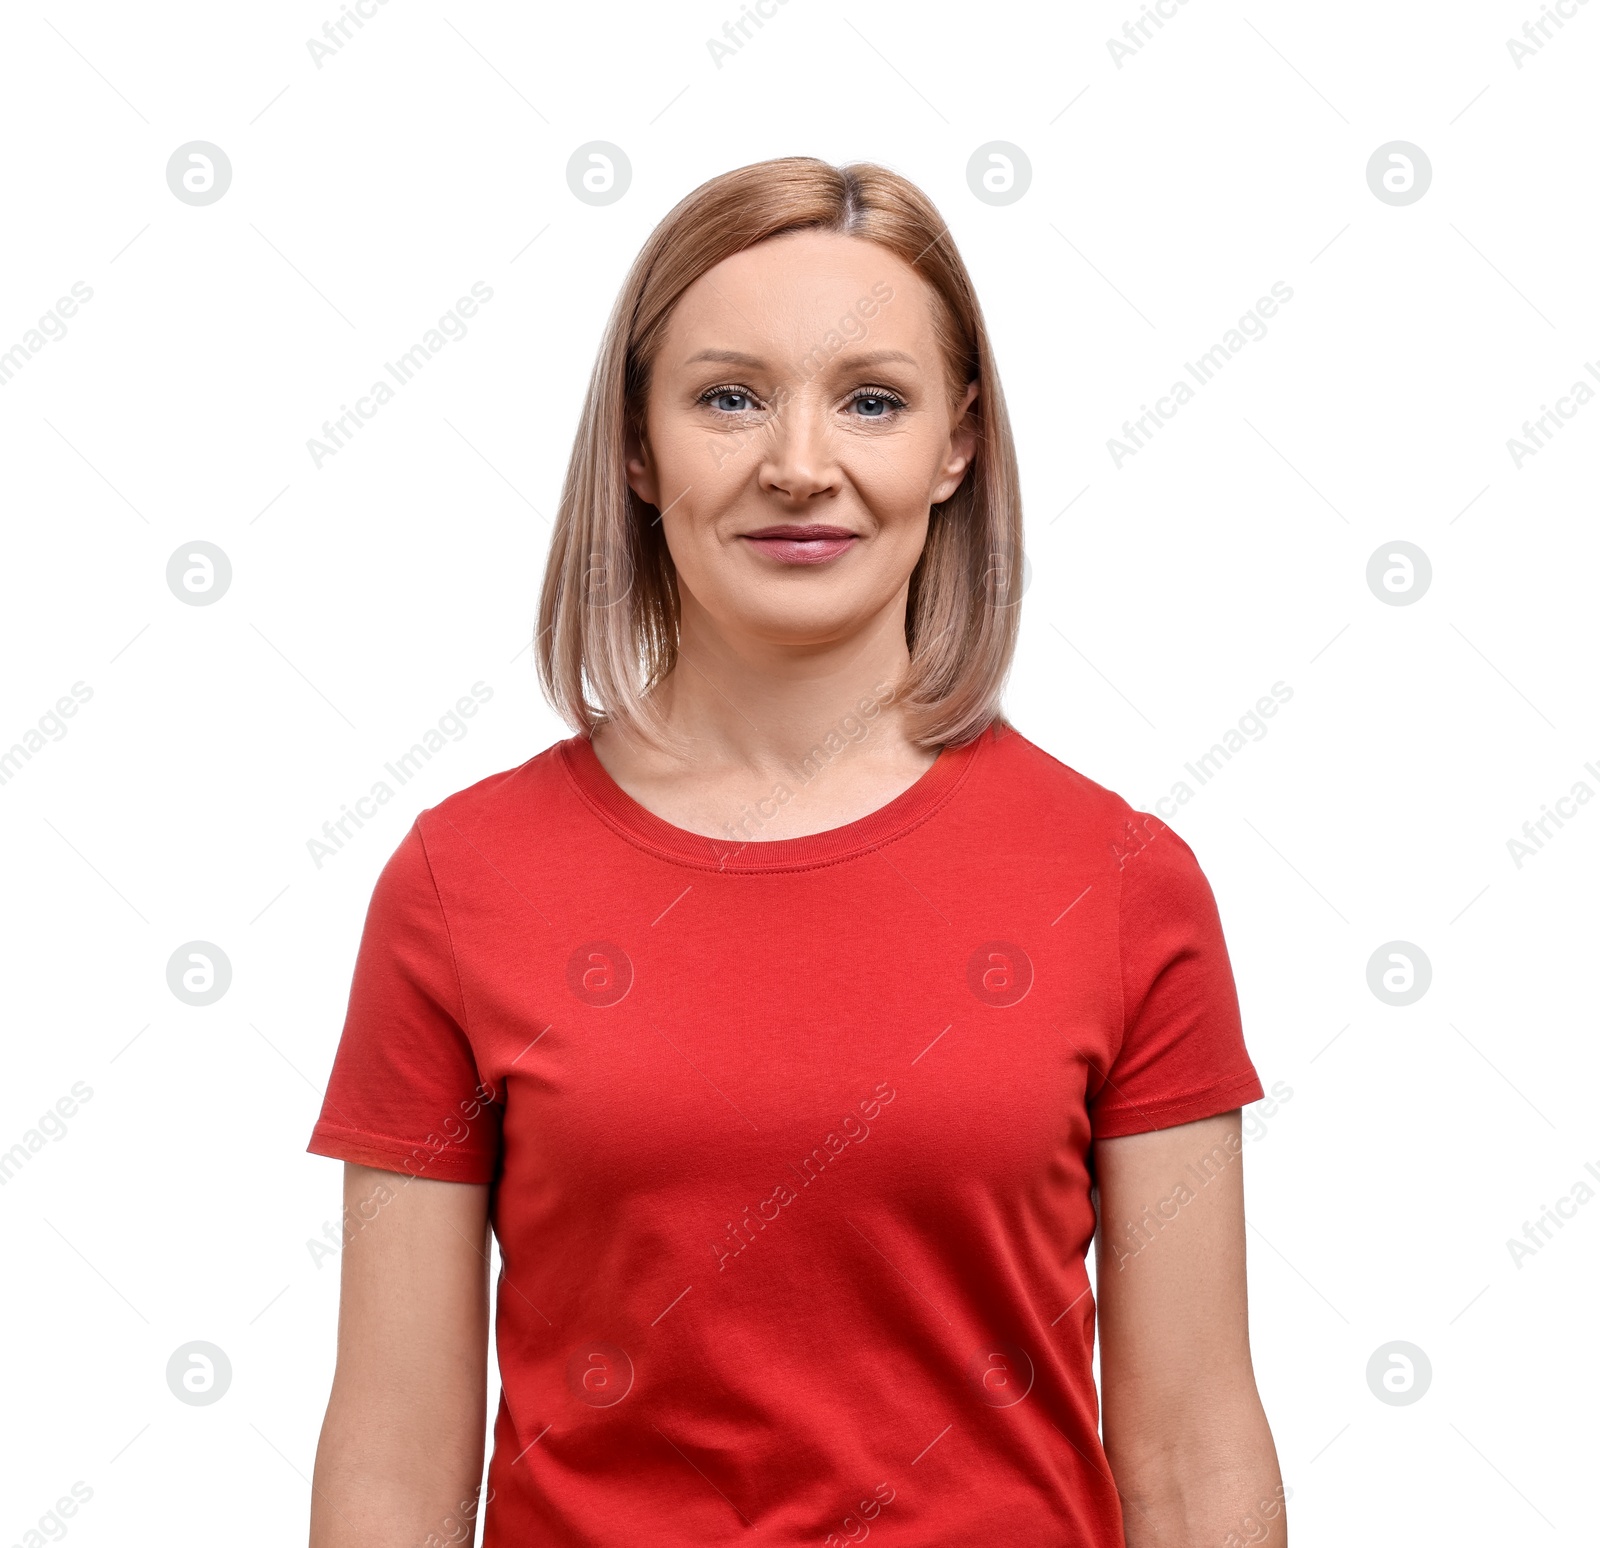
<box><xmin>972</xmin><ymin>729</ymin><xmax>1209</xmax><ymax>901</ymax></box>
<box><xmin>981</xmin><ymin>722</ymin><xmax>1179</xmax><ymax>867</ymax></box>
<box><xmin>370</xmin><ymin>735</ymin><xmax>593</xmax><ymax>919</ymax></box>
<box><xmin>410</xmin><ymin>735</ymin><xmax>581</xmax><ymax>838</ymax></box>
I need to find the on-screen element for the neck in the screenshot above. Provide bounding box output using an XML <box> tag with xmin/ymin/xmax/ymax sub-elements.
<box><xmin>634</xmin><ymin>588</ymin><xmax>923</xmax><ymax>779</ymax></box>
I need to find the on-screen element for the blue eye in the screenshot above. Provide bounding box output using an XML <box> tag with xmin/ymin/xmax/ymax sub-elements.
<box><xmin>847</xmin><ymin>388</ymin><xmax>906</xmax><ymax>419</ymax></box>
<box><xmin>702</xmin><ymin>386</ymin><xmax>757</xmax><ymax>413</ymax></box>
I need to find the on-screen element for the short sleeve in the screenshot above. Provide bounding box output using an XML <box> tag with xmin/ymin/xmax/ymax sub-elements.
<box><xmin>1088</xmin><ymin>815</ymin><xmax>1264</xmax><ymax>1139</ymax></box>
<box><xmin>307</xmin><ymin>820</ymin><xmax>501</xmax><ymax>1182</ymax></box>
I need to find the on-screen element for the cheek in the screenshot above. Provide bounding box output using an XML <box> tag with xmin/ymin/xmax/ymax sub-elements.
<box><xmin>844</xmin><ymin>425</ymin><xmax>948</xmax><ymax>513</ymax></box>
<box><xmin>656</xmin><ymin>467</ymin><xmax>747</xmax><ymax>600</ymax></box>
<box><xmin>646</xmin><ymin>409</ymin><xmax>715</xmax><ymax>486</ymax></box>
<box><xmin>659</xmin><ymin>504</ymin><xmax>724</xmax><ymax>599</ymax></box>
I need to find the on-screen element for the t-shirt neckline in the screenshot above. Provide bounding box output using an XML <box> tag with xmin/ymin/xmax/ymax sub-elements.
<box><xmin>558</xmin><ymin>723</ymin><xmax>991</xmax><ymax>873</ymax></box>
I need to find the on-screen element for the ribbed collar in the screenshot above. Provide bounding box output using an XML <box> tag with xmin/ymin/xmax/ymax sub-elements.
<box><xmin>557</xmin><ymin>724</ymin><xmax>990</xmax><ymax>874</ymax></box>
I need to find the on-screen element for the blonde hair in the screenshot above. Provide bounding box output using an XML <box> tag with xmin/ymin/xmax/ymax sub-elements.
<box><xmin>535</xmin><ymin>156</ymin><xmax>1023</xmax><ymax>752</ymax></box>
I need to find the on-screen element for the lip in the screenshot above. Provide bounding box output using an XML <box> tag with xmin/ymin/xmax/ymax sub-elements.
<box><xmin>739</xmin><ymin>524</ymin><xmax>859</xmax><ymax>566</ymax></box>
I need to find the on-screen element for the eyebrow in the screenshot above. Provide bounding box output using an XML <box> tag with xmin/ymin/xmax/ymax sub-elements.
<box><xmin>683</xmin><ymin>348</ymin><xmax>921</xmax><ymax>369</ymax></box>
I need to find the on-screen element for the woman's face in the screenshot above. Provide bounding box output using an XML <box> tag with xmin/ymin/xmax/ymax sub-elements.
<box><xmin>626</xmin><ymin>229</ymin><xmax>978</xmax><ymax>651</ymax></box>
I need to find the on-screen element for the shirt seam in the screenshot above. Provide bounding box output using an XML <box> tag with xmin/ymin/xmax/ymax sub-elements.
<box><xmin>309</xmin><ymin>1117</ymin><xmax>498</xmax><ymax>1165</ymax></box>
<box><xmin>412</xmin><ymin>816</ymin><xmax>475</xmax><ymax>1047</ymax></box>
<box><xmin>1108</xmin><ymin>807</ymin><xmax>1182</xmax><ymax>1094</ymax></box>
<box><xmin>310</xmin><ymin>1115</ymin><xmax>497</xmax><ymax>1153</ymax></box>
<box><xmin>1113</xmin><ymin>827</ymin><xmax>1130</xmax><ymax>1072</ymax></box>
<box><xmin>556</xmin><ymin>735</ymin><xmax>985</xmax><ymax>876</ymax></box>
<box><xmin>1091</xmin><ymin>1069</ymin><xmax>1261</xmax><ymax>1121</ymax></box>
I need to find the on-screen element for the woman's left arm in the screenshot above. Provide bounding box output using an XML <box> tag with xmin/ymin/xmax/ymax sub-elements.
<box><xmin>1094</xmin><ymin>1110</ymin><xmax>1287</xmax><ymax>1547</ymax></box>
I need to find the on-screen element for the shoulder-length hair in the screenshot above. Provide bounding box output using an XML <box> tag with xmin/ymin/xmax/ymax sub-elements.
<box><xmin>536</xmin><ymin>155</ymin><xmax>1023</xmax><ymax>753</ymax></box>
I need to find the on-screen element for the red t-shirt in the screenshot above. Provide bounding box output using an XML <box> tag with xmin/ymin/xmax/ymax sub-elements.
<box><xmin>307</xmin><ymin>721</ymin><xmax>1263</xmax><ymax>1547</ymax></box>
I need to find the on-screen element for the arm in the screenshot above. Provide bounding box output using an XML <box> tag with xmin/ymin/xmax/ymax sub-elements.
<box><xmin>1094</xmin><ymin>1111</ymin><xmax>1286</xmax><ymax>1547</ymax></box>
<box><xmin>309</xmin><ymin>1163</ymin><xmax>492</xmax><ymax>1548</ymax></box>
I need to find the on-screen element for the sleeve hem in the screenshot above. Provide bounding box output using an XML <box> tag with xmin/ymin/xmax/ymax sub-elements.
<box><xmin>1090</xmin><ymin>1070</ymin><xmax>1265</xmax><ymax>1140</ymax></box>
<box><xmin>306</xmin><ymin>1120</ymin><xmax>498</xmax><ymax>1183</ymax></box>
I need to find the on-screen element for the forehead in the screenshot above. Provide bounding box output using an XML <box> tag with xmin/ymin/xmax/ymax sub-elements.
<box><xmin>659</xmin><ymin>229</ymin><xmax>940</xmax><ymax>365</ymax></box>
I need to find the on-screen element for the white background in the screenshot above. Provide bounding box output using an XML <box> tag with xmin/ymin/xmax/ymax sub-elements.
<box><xmin>2</xmin><ymin>1</ymin><xmax>1596</xmax><ymax>1542</ymax></box>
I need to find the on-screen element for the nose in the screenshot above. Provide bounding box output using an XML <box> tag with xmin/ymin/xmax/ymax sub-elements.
<box><xmin>756</xmin><ymin>393</ymin><xmax>843</xmax><ymax>505</ymax></box>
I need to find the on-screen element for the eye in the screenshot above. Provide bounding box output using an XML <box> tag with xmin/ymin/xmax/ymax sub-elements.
<box><xmin>699</xmin><ymin>384</ymin><xmax>760</xmax><ymax>414</ymax></box>
<box><xmin>845</xmin><ymin>386</ymin><xmax>907</xmax><ymax>420</ymax></box>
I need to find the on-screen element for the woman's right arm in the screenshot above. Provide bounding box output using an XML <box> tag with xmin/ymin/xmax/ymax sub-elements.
<box><xmin>309</xmin><ymin>1163</ymin><xmax>492</xmax><ymax>1548</ymax></box>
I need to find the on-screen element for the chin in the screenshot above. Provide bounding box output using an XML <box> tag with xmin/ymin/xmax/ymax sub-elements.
<box><xmin>729</xmin><ymin>600</ymin><xmax>876</xmax><ymax>646</ymax></box>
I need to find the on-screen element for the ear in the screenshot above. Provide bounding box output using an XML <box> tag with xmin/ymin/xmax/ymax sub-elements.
<box><xmin>931</xmin><ymin>380</ymin><xmax>980</xmax><ymax>505</ymax></box>
<box><xmin>624</xmin><ymin>417</ymin><xmax>659</xmax><ymax>507</ymax></box>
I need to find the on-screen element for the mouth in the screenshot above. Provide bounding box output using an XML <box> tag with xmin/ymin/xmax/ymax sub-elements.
<box><xmin>739</xmin><ymin>524</ymin><xmax>859</xmax><ymax>566</ymax></box>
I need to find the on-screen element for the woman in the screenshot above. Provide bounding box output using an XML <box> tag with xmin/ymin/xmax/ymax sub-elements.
<box><xmin>307</xmin><ymin>157</ymin><xmax>1286</xmax><ymax>1547</ymax></box>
